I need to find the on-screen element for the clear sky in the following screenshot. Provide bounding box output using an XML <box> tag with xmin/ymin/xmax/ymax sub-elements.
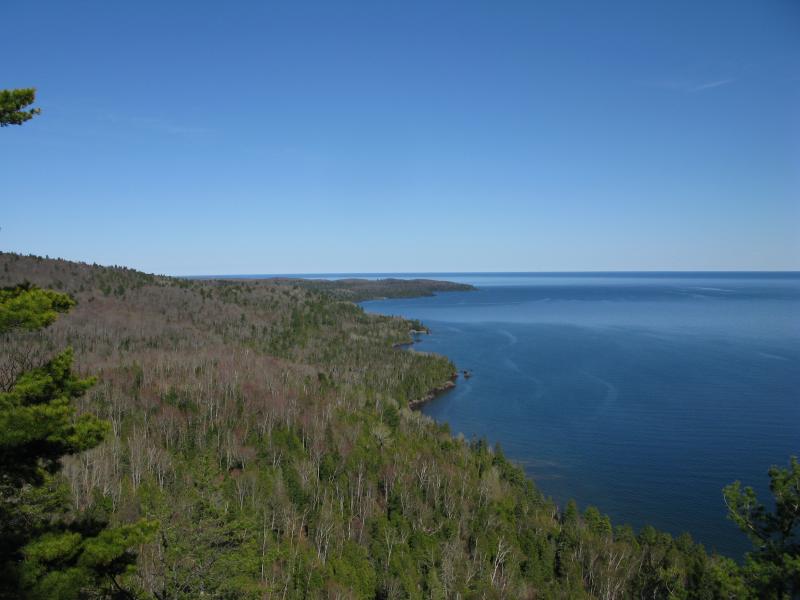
<box><xmin>2</xmin><ymin>1</ymin><xmax>798</xmax><ymax>274</ymax></box>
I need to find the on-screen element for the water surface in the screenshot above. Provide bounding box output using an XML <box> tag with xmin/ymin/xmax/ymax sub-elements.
<box><xmin>362</xmin><ymin>273</ymin><xmax>800</xmax><ymax>558</ymax></box>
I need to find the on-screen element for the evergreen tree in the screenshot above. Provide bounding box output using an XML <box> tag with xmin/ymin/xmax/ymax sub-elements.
<box><xmin>0</xmin><ymin>283</ymin><xmax>74</xmax><ymax>332</ymax></box>
<box><xmin>2</xmin><ymin>95</ymin><xmax>154</xmax><ymax>598</ymax></box>
<box><xmin>0</xmin><ymin>284</ymin><xmax>156</xmax><ymax>599</ymax></box>
<box><xmin>0</xmin><ymin>88</ymin><xmax>40</xmax><ymax>127</ymax></box>
<box><xmin>724</xmin><ymin>457</ymin><xmax>800</xmax><ymax>598</ymax></box>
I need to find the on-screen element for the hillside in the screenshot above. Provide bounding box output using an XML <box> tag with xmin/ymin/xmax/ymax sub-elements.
<box><xmin>197</xmin><ymin>276</ymin><xmax>476</xmax><ymax>303</ymax></box>
<box><xmin>0</xmin><ymin>253</ymin><xmax>749</xmax><ymax>599</ymax></box>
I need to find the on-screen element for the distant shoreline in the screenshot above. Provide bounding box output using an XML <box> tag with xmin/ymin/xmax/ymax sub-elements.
<box><xmin>391</xmin><ymin>325</ymin><xmax>460</xmax><ymax>410</ymax></box>
<box><xmin>186</xmin><ymin>270</ymin><xmax>800</xmax><ymax>280</ymax></box>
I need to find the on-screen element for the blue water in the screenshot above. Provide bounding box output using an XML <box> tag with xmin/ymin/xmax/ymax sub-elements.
<box><xmin>362</xmin><ymin>273</ymin><xmax>800</xmax><ymax>558</ymax></box>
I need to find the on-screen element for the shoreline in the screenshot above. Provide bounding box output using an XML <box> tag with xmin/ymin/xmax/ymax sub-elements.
<box><xmin>409</xmin><ymin>376</ymin><xmax>457</xmax><ymax>410</ymax></box>
<box><xmin>361</xmin><ymin>293</ymin><xmax>464</xmax><ymax>411</ymax></box>
<box><xmin>394</xmin><ymin>327</ymin><xmax>460</xmax><ymax>410</ymax></box>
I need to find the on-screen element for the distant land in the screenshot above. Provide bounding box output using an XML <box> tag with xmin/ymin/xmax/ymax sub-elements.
<box><xmin>189</xmin><ymin>275</ymin><xmax>476</xmax><ymax>303</ymax></box>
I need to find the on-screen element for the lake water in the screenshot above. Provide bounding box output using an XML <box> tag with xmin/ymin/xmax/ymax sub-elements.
<box><xmin>362</xmin><ymin>273</ymin><xmax>800</xmax><ymax>558</ymax></box>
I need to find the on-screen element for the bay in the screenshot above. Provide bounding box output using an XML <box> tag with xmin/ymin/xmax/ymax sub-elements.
<box><xmin>362</xmin><ymin>272</ymin><xmax>800</xmax><ymax>558</ymax></box>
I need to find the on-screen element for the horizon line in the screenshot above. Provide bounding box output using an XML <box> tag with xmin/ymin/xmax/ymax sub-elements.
<box><xmin>184</xmin><ymin>269</ymin><xmax>800</xmax><ymax>279</ymax></box>
<box><xmin>5</xmin><ymin>252</ymin><xmax>798</xmax><ymax>279</ymax></box>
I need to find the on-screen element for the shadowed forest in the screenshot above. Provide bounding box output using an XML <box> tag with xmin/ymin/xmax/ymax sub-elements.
<box><xmin>1</xmin><ymin>252</ymin><xmax>797</xmax><ymax>599</ymax></box>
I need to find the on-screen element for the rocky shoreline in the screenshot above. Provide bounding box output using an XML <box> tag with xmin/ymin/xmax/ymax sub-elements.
<box><xmin>409</xmin><ymin>376</ymin><xmax>457</xmax><ymax>410</ymax></box>
<box><xmin>394</xmin><ymin>327</ymin><xmax>459</xmax><ymax>409</ymax></box>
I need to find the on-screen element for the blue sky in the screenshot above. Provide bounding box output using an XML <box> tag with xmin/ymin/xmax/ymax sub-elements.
<box><xmin>2</xmin><ymin>0</ymin><xmax>798</xmax><ymax>274</ymax></box>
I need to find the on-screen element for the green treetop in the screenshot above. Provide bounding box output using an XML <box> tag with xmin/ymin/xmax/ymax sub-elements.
<box><xmin>0</xmin><ymin>284</ymin><xmax>75</xmax><ymax>333</ymax></box>
<box><xmin>0</xmin><ymin>89</ymin><xmax>41</xmax><ymax>127</ymax></box>
<box><xmin>724</xmin><ymin>457</ymin><xmax>800</xmax><ymax>598</ymax></box>
<box><xmin>0</xmin><ymin>347</ymin><xmax>107</xmax><ymax>487</ymax></box>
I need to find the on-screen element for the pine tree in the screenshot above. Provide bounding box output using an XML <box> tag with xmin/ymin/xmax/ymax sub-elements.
<box><xmin>1</xmin><ymin>96</ymin><xmax>156</xmax><ymax>597</ymax></box>
<box><xmin>724</xmin><ymin>457</ymin><xmax>800</xmax><ymax>598</ymax></box>
<box><xmin>0</xmin><ymin>284</ymin><xmax>156</xmax><ymax>598</ymax></box>
<box><xmin>0</xmin><ymin>89</ymin><xmax>41</xmax><ymax>127</ymax></box>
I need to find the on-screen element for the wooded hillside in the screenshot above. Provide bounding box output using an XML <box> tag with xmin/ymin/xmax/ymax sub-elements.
<box><xmin>199</xmin><ymin>276</ymin><xmax>475</xmax><ymax>303</ymax></box>
<box><xmin>0</xmin><ymin>253</ymin><xmax>757</xmax><ymax>598</ymax></box>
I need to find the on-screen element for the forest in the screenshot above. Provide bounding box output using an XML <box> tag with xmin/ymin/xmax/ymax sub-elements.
<box><xmin>1</xmin><ymin>252</ymin><xmax>798</xmax><ymax>599</ymax></box>
<box><xmin>208</xmin><ymin>277</ymin><xmax>476</xmax><ymax>303</ymax></box>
